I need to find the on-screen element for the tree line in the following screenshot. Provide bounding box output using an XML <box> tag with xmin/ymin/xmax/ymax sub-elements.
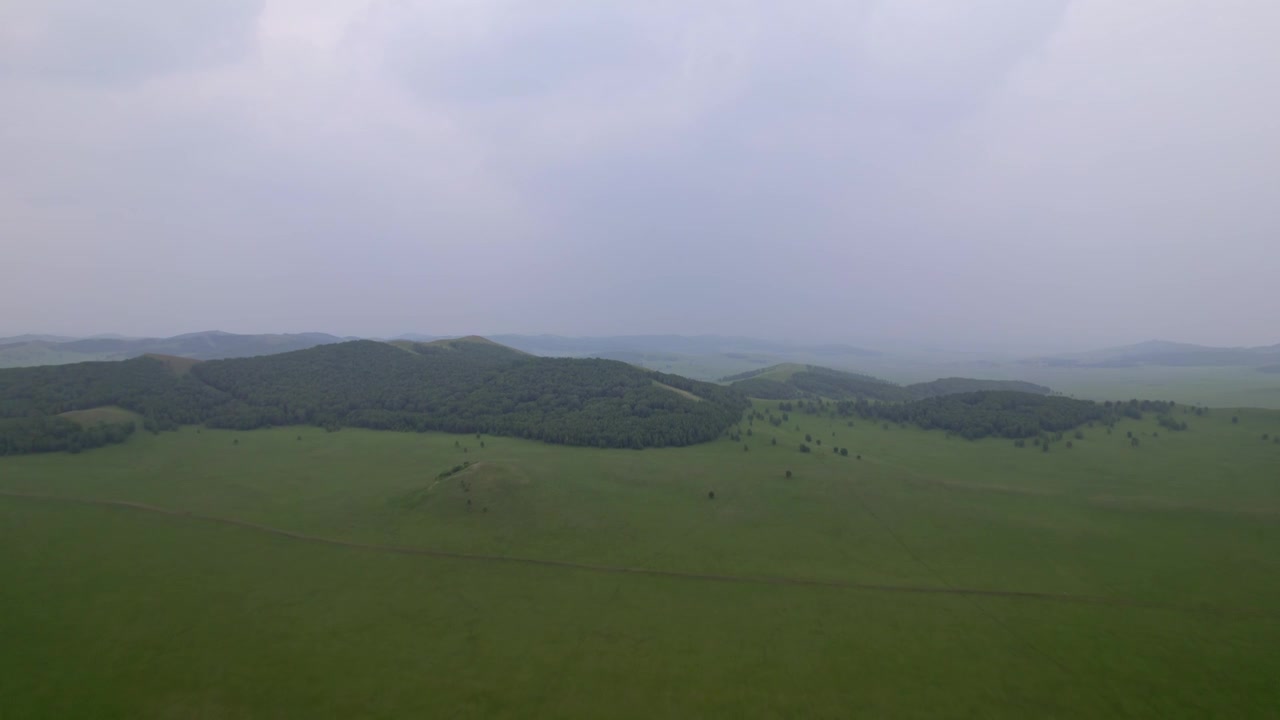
<box><xmin>850</xmin><ymin>392</ymin><xmax>1176</xmax><ymax>440</ymax></box>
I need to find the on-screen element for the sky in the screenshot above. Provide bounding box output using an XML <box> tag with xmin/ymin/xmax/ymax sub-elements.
<box><xmin>2</xmin><ymin>0</ymin><xmax>1277</xmax><ymax>351</ymax></box>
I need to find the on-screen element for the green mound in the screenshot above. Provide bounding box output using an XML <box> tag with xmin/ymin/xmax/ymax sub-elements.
<box><xmin>730</xmin><ymin>363</ymin><xmax>1052</xmax><ymax>402</ymax></box>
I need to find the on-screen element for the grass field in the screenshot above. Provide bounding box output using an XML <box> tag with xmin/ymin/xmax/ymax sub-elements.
<box><xmin>4</xmin><ymin>405</ymin><xmax>1280</xmax><ymax>717</ymax></box>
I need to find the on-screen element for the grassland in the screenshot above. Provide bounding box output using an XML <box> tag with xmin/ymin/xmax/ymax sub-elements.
<box><xmin>3</xmin><ymin>405</ymin><xmax>1280</xmax><ymax>717</ymax></box>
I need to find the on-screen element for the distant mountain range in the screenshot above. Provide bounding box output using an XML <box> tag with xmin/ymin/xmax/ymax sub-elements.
<box><xmin>5</xmin><ymin>332</ymin><xmax>1277</xmax><ymax>379</ymax></box>
<box><xmin>1022</xmin><ymin>340</ymin><xmax>1280</xmax><ymax>369</ymax></box>
<box><xmin>393</xmin><ymin>334</ymin><xmax>880</xmax><ymax>362</ymax></box>
<box><xmin>0</xmin><ymin>331</ymin><xmax>354</xmax><ymax>369</ymax></box>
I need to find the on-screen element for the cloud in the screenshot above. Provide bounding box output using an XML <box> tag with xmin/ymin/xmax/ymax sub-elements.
<box><xmin>1</xmin><ymin>0</ymin><xmax>1276</xmax><ymax>347</ymax></box>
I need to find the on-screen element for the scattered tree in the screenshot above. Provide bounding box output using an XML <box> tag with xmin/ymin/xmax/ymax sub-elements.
<box><xmin>785</xmin><ymin>470</ymin><xmax>792</xmax><ymax>479</ymax></box>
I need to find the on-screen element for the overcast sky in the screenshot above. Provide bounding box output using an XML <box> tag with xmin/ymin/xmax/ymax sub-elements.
<box><xmin>2</xmin><ymin>1</ymin><xmax>1277</xmax><ymax>350</ymax></box>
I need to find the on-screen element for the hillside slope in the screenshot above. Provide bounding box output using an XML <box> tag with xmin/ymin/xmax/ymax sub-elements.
<box><xmin>729</xmin><ymin>364</ymin><xmax>1051</xmax><ymax>401</ymax></box>
<box><xmin>0</xmin><ymin>339</ymin><xmax>748</xmax><ymax>454</ymax></box>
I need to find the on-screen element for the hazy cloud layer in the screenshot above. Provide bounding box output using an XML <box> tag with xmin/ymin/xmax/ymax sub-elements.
<box><xmin>3</xmin><ymin>1</ymin><xmax>1277</xmax><ymax>350</ymax></box>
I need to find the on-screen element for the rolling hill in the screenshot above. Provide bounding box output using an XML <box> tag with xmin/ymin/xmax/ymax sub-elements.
<box><xmin>0</xmin><ymin>338</ymin><xmax>748</xmax><ymax>454</ymax></box>
<box><xmin>0</xmin><ymin>331</ymin><xmax>351</xmax><ymax>369</ymax></box>
<box><xmin>727</xmin><ymin>364</ymin><xmax>1052</xmax><ymax>402</ymax></box>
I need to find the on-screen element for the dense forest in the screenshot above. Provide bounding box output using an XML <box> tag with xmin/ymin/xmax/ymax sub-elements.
<box><xmin>728</xmin><ymin>364</ymin><xmax>1052</xmax><ymax>402</ymax></box>
<box><xmin>0</xmin><ymin>415</ymin><xmax>136</xmax><ymax>455</ymax></box>
<box><xmin>0</xmin><ymin>339</ymin><xmax>749</xmax><ymax>454</ymax></box>
<box><xmin>849</xmin><ymin>392</ymin><xmax>1177</xmax><ymax>439</ymax></box>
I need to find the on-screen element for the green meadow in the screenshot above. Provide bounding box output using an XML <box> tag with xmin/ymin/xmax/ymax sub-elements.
<box><xmin>4</xmin><ymin>404</ymin><xmax>1280</xmax><ymax>718</ymax></box>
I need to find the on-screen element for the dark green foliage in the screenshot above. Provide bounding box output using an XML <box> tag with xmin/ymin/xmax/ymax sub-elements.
<box><xmin>853</xmin><ymin>391</ymin><xmax>1140</xmax><ymax>440</ymax></box>
<box><xmin>771</xmin><ymin>437</ymin><xmax>777</xmax><ymax>445</ymax></box>
<box><xmin>839</xmin><ymin>447</ymin><xmax>848</xmax><ymax>457</ymax></box>
<box><xmin>787</xmin><ymin>368</ymin><xmax>903</xmax><ymax>401</ymax></box>
<box><xmin>1158</xmin><ymin>415</ymin><xmax>1189</xmax><ymax>432</ymax></box>
<box><xmin>1233</xmin><ymin>416</ymin><xmax>1240</xmax><ymax>424</ymax></box>
<box><xmin>0</xmin><ymin>340</ymin><xmax>749</xmax><ymax>453</ymax></box>
<box><xmin>905</xmin><ymin>377</ymin><xmax>1052</xmax><ymax>400</ymax></box>
<box><xmin>785</xmin><ymin>470</ymin><xmax>792</xmax><ymax>478</ymax></box>
<box><xmin>0</xmin><ymin>355</ymin><xmax>236</xmax><ymax>430</ymax></box>
<box><xmin>0</xmin><ymin>415</ymin><xmax>135</xmax><ymax>456</ymax></box>
<box><xmin>799</xmin><ymin>444</ymin><xmax>811</xmax><ymax>453</ymax></box>
<box><xmin>1131</xmin><ymin>437</ymin><xmax>1140</xmax><ymax>447</ymax></box>
<box><xmin>731</xmin><ymin>364</ymin><xmax>1051</xmax><ymax>402</ymax></box>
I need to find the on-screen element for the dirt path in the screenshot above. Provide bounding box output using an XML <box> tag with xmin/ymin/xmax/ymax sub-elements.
<box><xmin>0</xmin><ymin>490</ymin><xmax>1261</xmax><ymax>617</ymax></box>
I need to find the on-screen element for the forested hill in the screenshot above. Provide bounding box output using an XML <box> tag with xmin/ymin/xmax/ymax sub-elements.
<box><xmin>0</xmin><ymin>339</ymin><xmax>748</xmax><ymax>455</ymax></box>
<box><xmin>728</xmin><ymin>364</ymin><xmax>1051</xmax><ymax>401</ymax></box>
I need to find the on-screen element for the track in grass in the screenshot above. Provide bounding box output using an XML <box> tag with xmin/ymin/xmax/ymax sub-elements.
<box><xmin>2</xmin><ymin>489</ymin><xmax>1261</xmax><ymax>618</ymax></box>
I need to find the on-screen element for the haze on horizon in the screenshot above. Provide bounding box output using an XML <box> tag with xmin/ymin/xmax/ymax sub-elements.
<box><xmin>2</xmin><ymin>1</ymin><xmax>1277</xmax><ymax>353</ymax></box>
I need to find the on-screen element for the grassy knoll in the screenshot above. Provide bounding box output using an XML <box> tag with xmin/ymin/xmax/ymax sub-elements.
<box><xmin>3</xmin><ymin>405</ymin><xmax>1280</xmax><ymax>717</ymax></box>
<box><xmin>57</xmin><ymin>406</ymin><xmax>140</xmax><ymax>426</ymax></box>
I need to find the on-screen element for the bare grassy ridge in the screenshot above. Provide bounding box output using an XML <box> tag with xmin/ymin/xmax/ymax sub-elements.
<box><xmin>2</xmin><ymin>404</ymin><xmax>1279</xmax><ymax>717</ymax></box>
